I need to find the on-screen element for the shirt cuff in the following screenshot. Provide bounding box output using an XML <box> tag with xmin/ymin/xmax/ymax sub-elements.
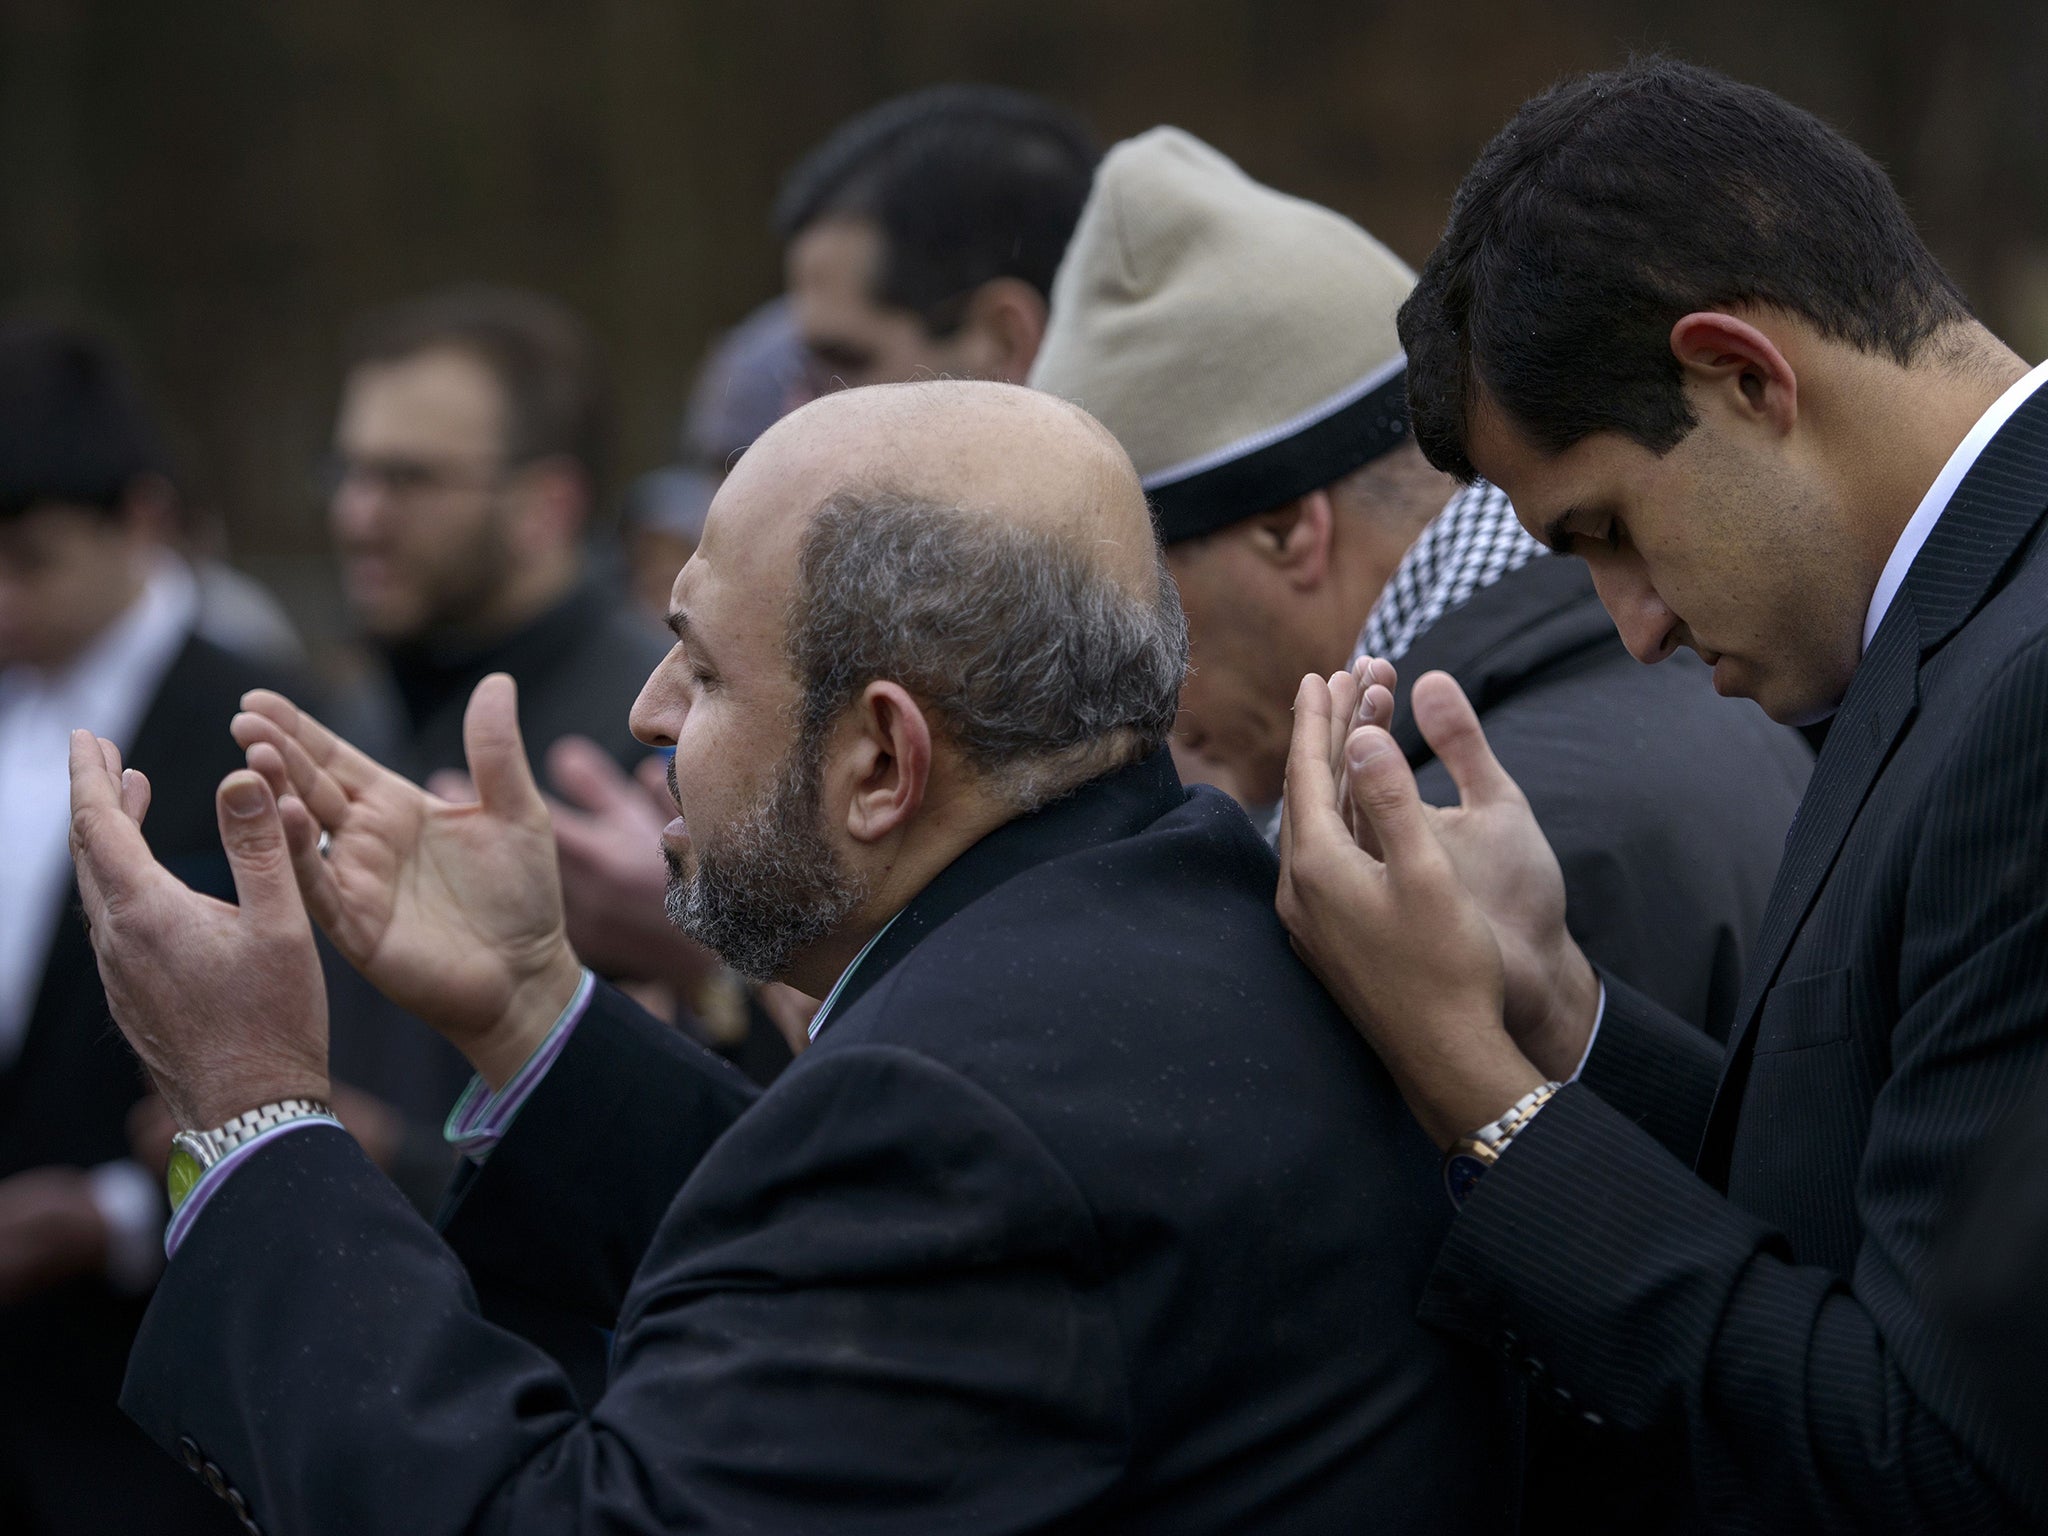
<box><xmin>443</xmin><ymin>968</ymin><xmax>595</xmax><ymax>1164</ymax></box>
<box><xmin>88</xmin><ymin>1159</ymin><xmax>166</xmax><ymax>1293</ymax></box>
<box><xmin>1566</xmin><ymin>982</ymin><xmax>1607</xmax><ymax>1085</ymax></box>
<box><xmin>163</xmin><ymin>1116</ymin><xmax>343</xmax><ymax>1259</ymax></box>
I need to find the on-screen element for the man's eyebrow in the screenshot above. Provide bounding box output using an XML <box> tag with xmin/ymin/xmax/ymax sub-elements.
<box><xmin>665</xmin><ymin>609</ymin><xmax>717</xmax><ymax>666</ymax></box>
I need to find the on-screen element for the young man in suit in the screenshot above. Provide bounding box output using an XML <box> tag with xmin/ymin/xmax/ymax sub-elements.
<box><xmin>73</xmin><ymin>380</ymin><xmax>1518</xmax><ymax>1533</ymax></box>
<box><xmin>1030</xmin><ymin>125</ymin><xmax>1809</xmax><ymax>1042</ymax></box>
<box><xmin>0</xmin><ymin>323</ymin><xmax>285</xmax><ymax>1533</ymax></box>
<box><xmin>1278</xmin><ymin>59</ymin><xmax>2048</xmax><ymax>1531</ymax></box>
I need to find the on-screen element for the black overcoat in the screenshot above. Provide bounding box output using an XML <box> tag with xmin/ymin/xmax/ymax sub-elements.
<box><xmin>121</xmin><ymin>754</ymin><xmax>1520</xmax><ymax>1534</ymax></box>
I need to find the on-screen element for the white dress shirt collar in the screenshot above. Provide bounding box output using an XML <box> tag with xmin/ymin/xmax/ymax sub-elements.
<box><xmin>1862</xmin><ymin>357</ymin><xmax>2048</xmax><ymax>653</ymax></box>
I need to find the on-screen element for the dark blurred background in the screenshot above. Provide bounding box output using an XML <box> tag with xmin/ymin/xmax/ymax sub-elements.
<box><xmin>7</xmin><ymin>0</ymin><xmax>2047</xmax><ymax>658</ymax></box>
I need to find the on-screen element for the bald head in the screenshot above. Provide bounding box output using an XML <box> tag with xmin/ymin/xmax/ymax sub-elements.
<box><xmin>632</xmin><ymin>379</ymin><xmax>1188</xmax><ymax>991</ymax></box>
<box><xmin>714</xmin><ymin>379</ymin><xmax>1161</xmax><ymax>602</ymax></box>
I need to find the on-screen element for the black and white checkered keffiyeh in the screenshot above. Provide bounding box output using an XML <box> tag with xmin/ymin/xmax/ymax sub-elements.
<box><xmin>1356</xmin><ymin>479</ymin><xmax>1546</xmax><ymax>664</ymax></box>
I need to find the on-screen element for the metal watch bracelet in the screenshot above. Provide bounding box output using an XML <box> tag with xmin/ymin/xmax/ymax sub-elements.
<box><xmin>1442</xmin><ymin>1081</ymin><xmax>1564</xmax><ymax>1208</ymax></box>
<box><xmin>167</xmin><ymin>1098</ymin><xmax>336</xmax><ymax>1211</ymax></box>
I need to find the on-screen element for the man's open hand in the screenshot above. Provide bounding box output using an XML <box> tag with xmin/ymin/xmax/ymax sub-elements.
<box><xmin>1276</xmin><ymin>668</ymin><xmax>1599</xmax><ymax>1145</ymax></box>
<box><xmin>68</xmin><ymin>732</ymin><xmax>330</xmax><ymax>1131</ymax></box>
<box><xmin>232</xmin><ymin>674</ymin><xmax>583</xmax><ymax>1089</ymax></box>
<box><xmin>1384</xmin><ymin>668</ymin><xmax>1600</xmax><ymax>1075</ymax></box>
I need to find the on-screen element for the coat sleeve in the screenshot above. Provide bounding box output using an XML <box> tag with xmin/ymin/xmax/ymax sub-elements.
<box><xmin>437</xmin><ymin>979</ymin><xmax>759</xmax><ymax>1326</ymax></box>
<box><xmin>1936</xmin><ymin>1066</ymin><xmax>2048</xmax><ymax>1472</ymax></box>
<box><xmin>1416</xmin><ymin>640</ymin><xmax>2048</xmax><ymax>1534</ymax></box>
<box><xmin>1577</xmin><ymin>973</ymin><xmax>1723</xmax><ymax>1165</ymax></box>
<box><xmin>120</xmin><ymin>1044</ymin><xmax>1130</xmax><ymax>1536</ymax></box>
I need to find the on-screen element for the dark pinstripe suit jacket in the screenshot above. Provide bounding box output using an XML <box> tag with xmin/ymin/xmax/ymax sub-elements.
<box><xmin>1416</xmin><ymin>385</ymin><xmax>2048</xmax><ymax>1534</ymax></box>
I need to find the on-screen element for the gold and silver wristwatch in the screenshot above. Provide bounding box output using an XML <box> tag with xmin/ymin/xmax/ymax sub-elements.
<box><xmin>167</xmin><ymin>1099</ymin><xmax>335</xmax><ymax>1212</ymax></box>
<box><xmin>1443</xmin><ymin>1081</ymin><xmax>1563</xmax><ymax>1208</ymax></box>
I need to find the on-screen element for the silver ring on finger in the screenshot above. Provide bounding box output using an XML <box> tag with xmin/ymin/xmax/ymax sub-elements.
<box><xmin>317</xmin><ymin>829</ymin><xmax>333</xmax><ymax>860</ymax></box>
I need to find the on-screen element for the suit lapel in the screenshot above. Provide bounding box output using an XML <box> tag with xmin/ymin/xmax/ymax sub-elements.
<box><xmin>1700</xmin><ymin>381</ymin><xmax>2048</xmax><ymax>1170</ymax></box>
<box><xmin>1698</xmin><ymin>609</ymin><xmax>1919</xmax><ymax>1164</ymax></box>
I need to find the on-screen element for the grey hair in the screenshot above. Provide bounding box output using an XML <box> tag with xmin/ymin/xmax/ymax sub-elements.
<box><xmin>788</xmin><ymin>490</ymin><xmax>1189</xmax><ymax>810</ymax></box>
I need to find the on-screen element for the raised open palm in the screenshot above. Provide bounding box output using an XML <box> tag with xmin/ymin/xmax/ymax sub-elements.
<box><xmin>1282</xmin><ymin>662</ymin><xmax>1599</xmax><ymax>1085</ymax></box>
<box><xmin>233</xmin><ymin>673</ymin><xmax>583</xmax><ymax>1077</ymax></box>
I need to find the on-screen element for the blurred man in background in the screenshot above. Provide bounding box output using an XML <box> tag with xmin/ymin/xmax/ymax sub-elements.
<box><xmin>322</xmin><ymin>285</ymin><xmax>671</xmax><ymax>1213</ymax></box>
<box><xmin>776</xmin><ymin>84</ymin><xmax>1098</xmax><ymax>391</ymax></box>
<box><xmin>0</xmin><ymin>321</ymin><xmax>281</xmax><ymax>1535</ymax></box>
<box><xmin>1032</xmin><ymin>126</ymin><xmax>1809</xmax><ymax>1045</ymax></box>
<box><xmin>330</xmin><ymin>283</ymin><xmax>666</xmax><ymax>781</ymax></box>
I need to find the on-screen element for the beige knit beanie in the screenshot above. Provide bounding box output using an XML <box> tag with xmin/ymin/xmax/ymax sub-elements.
<box><xmin>1030</xmin><ymin>126</ymin><xmax>1415</xmax><ymax>543</ymax></box>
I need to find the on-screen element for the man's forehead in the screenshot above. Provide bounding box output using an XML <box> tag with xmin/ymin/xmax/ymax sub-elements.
<box><xmin>788</xmin><ymin>215</ymin><xmax>882</xmax><ymax>294</ymax></box>
<box><xmin>697</xmin><ymin>436</ymin><xmax>837</xmax><ymax>567</ymax></box>
<box><xmin>340</xmin><ymin>348</ymin><xmax>503</xmax><ymax>449</ymax></box>
<box><xmin>0</xmin><ymin>502</ymin><xmax>120</xmax><ymax>554</ymax></box>
<box><xmin>1463</xmin><ymin>390</ymin><xmax>1540</xmax><ymax>486</ymax></box>
<box><xmin>677</xmin><ymin>497</ymin><xmax>802</xmax><ymax>663</ymax></box>
<box><xmin>1463</xmin><ymin>394</ymin><xmax>1599</xmax><ymax>541</ymax></box>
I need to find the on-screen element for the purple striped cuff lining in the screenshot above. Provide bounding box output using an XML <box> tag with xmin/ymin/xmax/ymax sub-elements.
<box><xmin>444</xmin><ymin>968</ymin><xmax>596</xmax><ymax>1163</ymax></box>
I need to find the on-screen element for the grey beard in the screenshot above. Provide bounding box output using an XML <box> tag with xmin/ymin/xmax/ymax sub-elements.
<box><xmin>663</xmin><ymin>743</ymin><xmax>867</xmax><ymax>983</ymax></box>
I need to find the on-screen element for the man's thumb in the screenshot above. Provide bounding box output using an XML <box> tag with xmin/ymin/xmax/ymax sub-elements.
<box><xmin>1412</xmin><ymin>670</ymin><xmax>1517</xmax><ymax>809</ymax></box>
<box><xmin>465</xmin><ymin>673</ymin><xmax>545</xmax><ymax>821</ymax></box>
<box><xmin>217</xmin><ymin>770</ymin><xmax>304</xmax><ymax>923</ymax></box>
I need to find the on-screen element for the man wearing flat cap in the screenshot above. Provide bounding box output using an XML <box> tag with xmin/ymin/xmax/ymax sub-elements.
<box><xmin>1031</xmin><ymin>127</ymin><xmax>1810</xmax><ymax>1044</ymax></box>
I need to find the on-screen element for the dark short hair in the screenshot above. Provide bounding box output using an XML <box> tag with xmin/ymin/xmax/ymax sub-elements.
<box><xmin>788</xmin><ymin>491</ymin><xmax>1186</xmax><ymax>811</ymax></box>
<box><xmin>1398</xmin><ymin>58</ymin><xmax>1975</xmax><ymax>481</ymax></box>
<box><xmin>347</xmin><ymin>284</ymin><xmax>610</xmax><ymax>495</ymax></box>
<box><xmin>774</xmin><ymin>85</ymin><xmax>1099</xmax><ymax>336</ymax></box>
<box><xmin>0</xmin><ymin>320</ymin><xmax>166</xmax><ymax>522</ymax></box>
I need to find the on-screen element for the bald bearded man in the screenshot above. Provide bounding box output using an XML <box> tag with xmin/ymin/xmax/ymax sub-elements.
<box><xmin>71</xmin><ymin>382</ymin><xmax>1514</xmax><ymax>1534</ymax></box>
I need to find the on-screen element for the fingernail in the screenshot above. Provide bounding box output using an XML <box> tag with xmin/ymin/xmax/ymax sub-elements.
<box><xmin>223</xmin><ymin>778</ymin><xmax>264</xmax><ymax>818</ymax></box>
<box><xmin>1348</xmin><ymin>732</ymin><xmax>1392</xmax><ymax>768</ymax></box>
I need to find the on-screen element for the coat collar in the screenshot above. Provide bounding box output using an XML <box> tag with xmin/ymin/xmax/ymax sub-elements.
<box><xmin>1903</xmin><ymin>379</ymin><xmax>2048</xmax><ymax>656</ymax></box>
<box><xmin>1387</xmin><ymin>554</ymin><xmax>1615</xmax><ymax>767</ymax></box>
<box><xmin>811</xmin><ymin>749</ymin><xmax>1188</xmax><ymax>1039</ymax></box>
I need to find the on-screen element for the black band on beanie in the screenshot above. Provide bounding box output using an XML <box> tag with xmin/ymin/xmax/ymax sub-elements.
<box><xmin>1143</xmin><ymin>367</ymin><xmax>1409</xmax><ymax>544</ymax></box>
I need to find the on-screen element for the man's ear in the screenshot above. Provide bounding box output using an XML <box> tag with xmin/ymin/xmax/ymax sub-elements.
<box><xmin>835</xmin><ymin>680</ymin><xmax>933</xmax><ymax>844</ymax></box>
<box><xmin>960</xmin><ymin>277</ymin><xmax>1050</xmax><ymax>384</ymax></box>
<box><xmin>1244</xmin><ymin>489</ymin><xmax>1336</xmax><ymax>594</ymax></box>
<box><xmin>1669</xmin><ymin>311</ymin><xmax>1799</xmax><ymax>437</ymax></box>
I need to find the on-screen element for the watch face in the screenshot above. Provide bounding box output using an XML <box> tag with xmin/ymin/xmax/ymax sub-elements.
<box><xmin>1444</xmin><ymin>1152</ymin><xmax>1489</xmax><ymax>1208</ymax></box>
<box><xmin>167</xmin><ymin>1145</ymin><xmax>204</xmax><ymax>1212</ymax></box>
